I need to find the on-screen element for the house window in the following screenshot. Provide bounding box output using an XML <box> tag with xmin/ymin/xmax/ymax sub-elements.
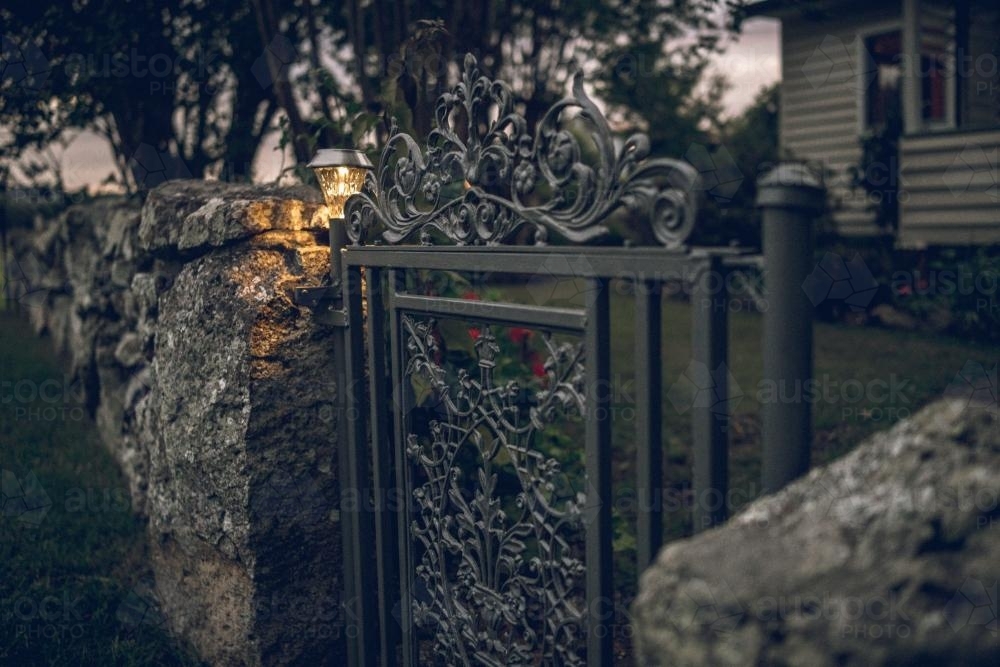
<box><xmin>864</xmin><ymin>31</ymin><xmax>903</xmax><ymax>130</ymax></box>
<box><xmin>918</xmin><ymin>0</ymin><xmax>953</xmax><ymax>126</ymax></box>
<box><xmin>917</xmin><ymin>0</ymin><xmax>999</xmax><ymax>130</ymax></box>
<box><xmin>921</xmin><ymin>54</ymin><xmax>947</xmax><ymax>123</ymax></box>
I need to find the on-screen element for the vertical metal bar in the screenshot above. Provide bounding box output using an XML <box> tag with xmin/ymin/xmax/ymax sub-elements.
<box><xmin>584</xmin><ymin>277</ymin><xmax>613</xmax><ymax>666</ymax></box>
<box><xmin>339</xmin><ymin>260</ymin><xmax>377</xmax><ymax>665</ymax></box>
<box><xmin>690</xmin><ymin>255</ymin><xmax>729</xmax><ymax>533</ymax></box>
<box><xmin>757</xmin><ymin>164</ymin><xmax>823</xmax><ymax>494</ymax></box>
<box><xmin>330</xmin><ymin>213</ymin><xmax>347</xmax><ymax>285</ymax></box>
<box><xmin>635</xmin><ymin>281</ymin><xmax>663</xmax><ymax>571</ymax></box>
<box><xmin>387</xmin><ymin>270</ymin><xmax>416</xmax><ymax>666</ymax></box>
<box><xmin>365</xmin><ymin>267</ymin><xmax>401</xmax><ymax>666</ymax></box>
<box><xmin>330</xmin><ymin>225</ymin><xmax>360</xmax><ymax>667</ymax></box>
<box><xmin>367</xmin><ymin>268</ymin><xmax>400</xmax><ymax>667</ymax></box>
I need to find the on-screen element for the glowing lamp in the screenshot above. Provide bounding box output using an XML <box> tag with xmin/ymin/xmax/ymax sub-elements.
<box><xmin>307</xmin><ymin>149</ymin><xmax>373</xmax><ymax>218</ymax></box>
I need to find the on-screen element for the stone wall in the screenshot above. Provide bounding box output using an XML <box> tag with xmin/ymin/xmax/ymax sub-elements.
<box><xmin>633</xmin><ymin>398</ymin><xmax>999</xmax><ymax>666</ymax></box>
<box><xmin>5</xmin><ymin>181</ymin><xmax>345</xmax><ymax>666</ymax></box>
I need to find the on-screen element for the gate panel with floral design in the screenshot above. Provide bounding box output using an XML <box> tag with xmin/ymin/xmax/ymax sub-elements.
<box><xmin>336</xmin><ymin>55</ymin><xmax>749</xmax><ymax>666</ymax></box>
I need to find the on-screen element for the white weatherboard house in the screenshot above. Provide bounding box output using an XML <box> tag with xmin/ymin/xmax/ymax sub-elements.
<box><xmin>747</xmin><ymin>0</ymin><xmax>999</xmax><ymax>246</ymax></box>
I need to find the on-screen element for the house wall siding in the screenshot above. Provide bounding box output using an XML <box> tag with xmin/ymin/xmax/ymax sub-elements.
<box><xmin>898</xmin><ymin>129</ymin><xmax>1000</xmax><ymax>247</ymax></box>
<box><xmin>779</xmin><ymin>4</ymin><xmax>901</xmax><ymax>236</ymax></box>
<box><xmin>777</xmin><ymin>1</ymin><xmax>998</xmax><ymax>246</ymax></box>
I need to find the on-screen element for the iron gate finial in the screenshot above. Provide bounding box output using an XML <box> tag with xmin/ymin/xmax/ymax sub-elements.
<box><xmin>344</xmin><ymin>54</ymin><xmax>701</xmax><ymax>248</ymax></box>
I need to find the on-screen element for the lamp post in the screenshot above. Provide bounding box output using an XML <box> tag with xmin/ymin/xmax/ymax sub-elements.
<box><xmin>302</xmin><ymin>147</ymin><xmax>376</xmax><ymax>665</ymax></box>
<box><xmin>291</xmin><ymin>148</ymin><xmax>372</xmax><ymax>309</ymax></box>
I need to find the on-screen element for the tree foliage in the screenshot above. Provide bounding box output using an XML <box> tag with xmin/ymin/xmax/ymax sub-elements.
<box><xmin>699</xmin><ymin>81</ymin><xmax>779</xmax><ymax>247</ymax></box>
<box><xmin>1</xmin><ymin>0</ymin><xmax>741</xmax><ymax>194</ymax></box>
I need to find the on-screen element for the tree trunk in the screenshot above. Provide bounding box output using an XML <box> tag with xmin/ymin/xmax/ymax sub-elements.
<box><xmin>251</xmin><ymin>0</ymin><xmax>312</xmax><ymax>165</ymax></box>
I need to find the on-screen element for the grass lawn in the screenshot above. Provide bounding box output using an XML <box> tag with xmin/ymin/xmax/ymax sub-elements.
<box><xmin>0</xmin><ymin>311</ymin><xmax>200</xmax><ymax>666</ymax></box>
<box><xmin>617</xmin><ymin>295</ymin><xmax>994</xmax><ymax>515</ymax></box>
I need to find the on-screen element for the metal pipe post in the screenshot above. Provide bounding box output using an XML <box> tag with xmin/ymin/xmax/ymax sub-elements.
<box><xmin>757</xmin><ymin>164</ymin><xmax>825</xmax><ymax>494</ymax></box>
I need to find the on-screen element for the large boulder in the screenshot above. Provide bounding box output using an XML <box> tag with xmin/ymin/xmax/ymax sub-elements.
<box><xmin>149</xmin><ymin>236</ymin><xmax>340</xmax><ymax>666</ymax></box>
<box><xmin>633</xmin><ymin>398</ymin><xmax>999</xmax><ymax>666</ymax></box>
<box><xmin>140</xmin><ymin>182</ymin><xmax>341</xmax><ymax>666</ymax></box>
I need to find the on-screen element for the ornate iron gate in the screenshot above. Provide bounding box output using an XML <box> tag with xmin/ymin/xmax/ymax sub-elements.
<box><xmin>334</xmin><ymin>55</ymin><xmax>756</xmax><ymax>666</ymax></box>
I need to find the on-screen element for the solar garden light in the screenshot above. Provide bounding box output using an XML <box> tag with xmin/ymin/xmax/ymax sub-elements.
<box><xmin>292</xmin><ymin>148</ymin><xmax>373</xmax><ymax>308</ymax></box>
<box><xmin>309</xmin><ymin>149</ymin><xmax>373</xmax><ymax>220</ymax></box>
<box><xmin>308</xmin><ymin>148</ymin><xmax>373</xmax><ymax>284</ymax></box>
<box><xmin>294</xmin><ymin>148</ymin><xmax>376</xmax><ymax>660</ymax></box>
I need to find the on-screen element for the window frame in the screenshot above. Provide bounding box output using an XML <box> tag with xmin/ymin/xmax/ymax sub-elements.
<box><xmin>856</xmin><ymin>20</ymin><xmax>904</xmax><ymax>136</ymax></box>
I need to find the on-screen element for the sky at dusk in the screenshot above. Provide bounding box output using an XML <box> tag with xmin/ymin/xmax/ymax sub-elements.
<box><xmin>54</xmin><ymin>17</ymin><xmax>780</xmax><ymax>192</ymax></box>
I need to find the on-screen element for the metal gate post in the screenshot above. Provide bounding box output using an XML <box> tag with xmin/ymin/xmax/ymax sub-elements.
<box><xmin>757</xmin><ymin>163</ymin><xmax>825</xmax><ymax>494</ymax></box>
<box><xmin>332</xmin><ymin>218</ymin><xmax>378</xmax><ymax>666</ymax></box>
<box><xmin>690</xmin><ymin>253</ymin><xmax>730</xmax><ymax>533</ymax></box>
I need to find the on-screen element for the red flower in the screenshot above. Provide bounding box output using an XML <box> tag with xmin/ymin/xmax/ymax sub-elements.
<box><xmin>461</xmin><ymin>290</ymin><xmax>481</xmax><ymax>300</ymax></box>
<box><xmin>508</xmin><ymin>327</ymin><xmax>533</xmax><ymax>344</ymax></box>
<box><xmin>468</xmin><ymin>327</ymin><xmax>482</xmax><ymax>341</ymax></box>
<box><xmin>530</xmin><ymin>353</ymin><xmax>546</xmax><ymax>378</ymax></box>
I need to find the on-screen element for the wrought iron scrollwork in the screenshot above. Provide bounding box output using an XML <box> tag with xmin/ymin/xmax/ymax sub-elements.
<box><xmin>402</xmin><ymin>315</ymin><xmax>590</xmax><ymax>665</ymax></box>
<box><xmin>345</xmin><ymin>54</ymin><xmax>700</xmax><ymax>247</ymax></box>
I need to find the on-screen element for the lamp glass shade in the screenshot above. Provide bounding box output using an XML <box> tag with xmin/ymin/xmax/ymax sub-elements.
<box><xmin>314</xmin><ymin>166</ymin><xmax>368</xmax><ymax>218</ymax></box>
<box><xmin>308</xmin><ymin>149</ymin><xmax>373</xmax><ymax>218</ymax></box>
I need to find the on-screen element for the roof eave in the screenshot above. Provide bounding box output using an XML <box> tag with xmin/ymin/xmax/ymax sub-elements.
<box><xmin>741</xmin><ymin>0</ymin><xmax>845</xmax><ymax>19</ymax></box>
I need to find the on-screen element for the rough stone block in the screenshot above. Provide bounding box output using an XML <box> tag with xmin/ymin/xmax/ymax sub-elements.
<box><xmin>633</xmin><ymin>399</ymin><xmax>1000</xmax><ymax>666</ymax></box>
